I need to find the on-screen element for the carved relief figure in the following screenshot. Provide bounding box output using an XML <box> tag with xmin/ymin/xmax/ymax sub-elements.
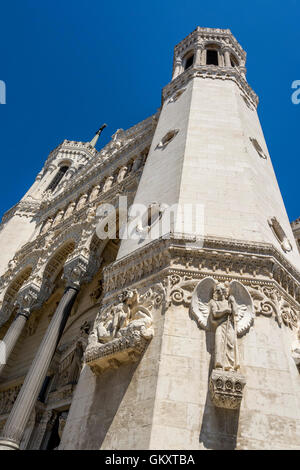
<box><xmin>117</xmin><ymin>166</ymin><xmax>128</xmax><ymax>184</ymax></box>
<box><xmin>90</xmin><ymin>289</ymin><xmax>153</xmax><ymax>345</ymax></box>
<box><xmin>103</xmin><ymin>176</ymin><xmax>114</xmax><ymax>192</ymax></box>
<box><xmin>52</xmin><ymin>210</ymin><xmax>64</xmax><ymax>227</ymax></box>
<box><xmin>191</xmin><ymin>277</ymin><xmax>254</xmax><ymax>371</ymax></box>
<box><xmin>89</xmin><ymin>185</ymin><xmax>100</xmax><ymax>202</ymax></box>
<box><xmin>85</xmin><ymin>287</ymin><xmax>158</xmax><ymax>374</ymax></box>
<box><xmin>76</xmin><ymin>194</ymin><xmax>88</xmax><ymax>211</ymax></box>
<box><xmin>40</xmin><ymin>218</ymin><xmax>53</xmax><ymax>236</ymax></box>
<box><xmin>64</xmin><ymin>202</ymin><xmax>76</xmax><ymax>219</ymax></box>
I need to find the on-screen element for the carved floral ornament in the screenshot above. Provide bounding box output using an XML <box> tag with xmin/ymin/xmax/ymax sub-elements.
<box><xmin>168</xmin><ymin>273</ymin><xmax>299</xmax><ymax>329</ymax></box>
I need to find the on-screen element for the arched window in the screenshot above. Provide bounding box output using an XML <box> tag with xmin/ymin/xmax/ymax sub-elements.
<box><xmin>46</xmin><ymin>165</ymin><xmax>69</xmax><ymax>192</ymax></box>
<box><xmin>184</xmin><ymin>53</ymin><xmax>194</xmax><ymax>70</ymax></box>
<box><xmin>206</xmin><ymin>49</ymin><xmax>219</xmax><ymax>65</ymax></box>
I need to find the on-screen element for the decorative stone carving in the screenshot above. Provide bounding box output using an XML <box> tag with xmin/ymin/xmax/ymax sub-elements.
<box><xmin>52</xmin><ymin>210</ymin><xmax>64</xmax><ymax>227</ymax></box>
<box><xmin>168</xmin><ymin>87</ymin><xmax>187</xmax><ymax>103</ymax></box>
<box><xmin>89</xmin><ymin>185</ymin><xmax>100</xmax><ymax>202</ymax></box>
<box><xmin>84</xmin><ymin>287</ymin><xmax>162</xmax><ymax>374</ymax></box>
<box><xmin>209</xmin><ymin>369</ymin><xmax>246</xmax><ymax>410</ymax></box>
<box><xmin>250</xmin><ymin>137</ymin><xmax>267</xmax><ymax>160</ymax></box>
<box><xmin>40</xmin><ymin>218</ymin><xmax>53</xmax><ymax>236</ymax></box>
<box><xmin>156</xmin><ymin>129</ymin><xmax>179</xmax><ymax>149</ymax></box>
<box><xmin>268</xmin><ymin>217</ymin><xmax>293</xmax><ymax>253</ymax></box>
<box><xmin>64</xmin><ymin>202</ymin><xmax>76</xmax><ymax>219</ymax></box>
<box><xmin>248</xmin><ymin>285</ymin><xmax>298</xmax><ymax>328</ymax></box>
<box><xmin>76</xmin><ymin>194</ymin><xmax>88</xmax><ymax>211</ymax></box>
<box><xmin>58</xmin><ymin>412</ymin><xmax>68</xmax><ymax>440</ymax></box>
<box><xmin>103</xmin><ymin>176</ymin><xmax>114</xmax><ymax>192</ymax></box>
<box><xmin>117</xmin><ymin>166</ymin><xmax>128</xmax><ymax>184</ymax></box>
<box><xmin>190</xmin><ymin>277</ymin><xmax>253</xmax><ymax>408</ymax></box>
<box><xmin>15</xmin><ymin>283</ymin><xmax>42</xmax><ymax>317</ymax></box>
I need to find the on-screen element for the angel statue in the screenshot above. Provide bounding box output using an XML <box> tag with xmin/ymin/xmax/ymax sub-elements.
<box><xmin>190</xmin><ymin>277</ymin><xmax>254</xmax><ymax>371</ymax></box>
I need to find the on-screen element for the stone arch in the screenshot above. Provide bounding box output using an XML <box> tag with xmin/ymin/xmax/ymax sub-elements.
<box><xmin>43</xmin><ymin>224</ymin><xmax>84</xmax><ymax>261</ymax></box>
<box><xmin>182</xmin><ymin>49</ymin><xmax>194</xmax><ymax>70</ymax></box>
<box><xmin>41</xmin><ymin>240</ymin><xmax>76</xmax><ymax>288</ymax></box>
<box><xmin>0</xmin><ymin>266</ymin><xmax>33</xmax><ymax>327</ymax></box>
<box><xmin>53</xmin><ymin>158</ymin><xmax>73</xmax><ymax>169</ymax></box>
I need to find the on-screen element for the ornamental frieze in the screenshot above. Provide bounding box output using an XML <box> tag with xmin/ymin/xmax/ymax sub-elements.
<box><xmin>102</xmin><ymin>237</ymin><xmax>300</xmax><ymax>307</ymax></box>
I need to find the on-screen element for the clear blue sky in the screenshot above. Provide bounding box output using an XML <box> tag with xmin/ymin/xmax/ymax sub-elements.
<box><xmin>0</xmin><ymin>0</ymin><xmax>299</xmax><ymax>221</ymax></box>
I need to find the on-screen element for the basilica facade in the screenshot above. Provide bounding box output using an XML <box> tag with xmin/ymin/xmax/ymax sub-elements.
<box><xmin>0</xmin><ymin>27</ymin><xmax>300</xmax><ymax>450</ymax></box>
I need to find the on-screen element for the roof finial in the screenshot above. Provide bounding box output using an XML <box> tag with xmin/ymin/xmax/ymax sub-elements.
<box><xmin>90</xmin><ymin>123</ymin><xmax>107</xmax><ymax>148</ymax></box>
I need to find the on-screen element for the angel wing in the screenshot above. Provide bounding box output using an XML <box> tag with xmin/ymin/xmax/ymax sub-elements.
<box><xmin>230</xmin><ymin>280</ymin><xmax>254</xmax><ymax>336</ymax></box>
<box><xmin>190</xmin><ymin>277</ymin><xmax>216</xmax><ymax>330</ymax></box>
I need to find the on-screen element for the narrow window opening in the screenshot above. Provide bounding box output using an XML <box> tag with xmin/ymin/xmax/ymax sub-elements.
<box><xmin>230</xmin><ymin>55</ymin><xmax>238</xmax><ymax>67</ymax></box>
<box><xmin>206</xmin><ymin>50</ymin><xmax>218</xmax><ymax>65</ymax></box>
<box><xmin>184</xmin><ymin>54</ymin><xmax>194</xmax><ymax>70</ymax></box>
<box><xmin>250</xmin><ymin>138</ymin><xmax>267</xmax><ymax>160</ymax></box>
<box><xmin>46</xmin><ymin>166</ymin><xmax>69</xmax><ymax>192</ymax></box>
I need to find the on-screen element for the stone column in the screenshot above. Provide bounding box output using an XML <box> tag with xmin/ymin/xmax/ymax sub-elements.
<box><xmin>172</xmin><ymin>57</ymin><xmax>182</xmax><ymax>79</ymax></box>
<box><xmin>0</xmin><ymin>285</ymin><xmax>40</xmax><ymax>376</ymax></box>
<box><xmin>194</xmin><ymin>44</ymin><xmax>203</xmax><ymax>66</ymax></box>
<box><xmin>33</xmin><ymin>164</ymin><xmax>56</xmax><ymax>197</ymax></box>
<box><xmin>0</xmin><ymin>285</ymin><xmax>79</xmax><ymax>450</ymax></box>
<box><xmin>224</xmin><ymin>49</ymin><xmax>231</xmax><ymax>67</ymax></box>
<box><xmin>0</xmin><ymin>313</ymin><xmax>27</xmax><ymax>376</ymax></box>
<box><xmin>201</xmin><ymin>48</ymin><xmax>207</xmax><ymax>65</ymax></box>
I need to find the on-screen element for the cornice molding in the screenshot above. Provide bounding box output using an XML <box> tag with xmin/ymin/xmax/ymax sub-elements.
<box><xmin>102</xmin><ymin>235</ymin><xmax>300</xmax><ymax>304</ymax></box>
<box><xmin>163</xmin><ymin>65</ymin><xmax>258</xmax><ymax>108</ymax></box>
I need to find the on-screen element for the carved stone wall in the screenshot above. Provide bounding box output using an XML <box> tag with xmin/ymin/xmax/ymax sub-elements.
<box><xmin>57</xmin><ymin>236</ymin><xmax>300</xmax><ymax>450</ymax></box>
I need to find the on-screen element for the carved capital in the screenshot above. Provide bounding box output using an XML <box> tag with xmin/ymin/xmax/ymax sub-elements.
<box><xmin>63</xmin><ymin>256</ymin><xmax>89</xmax><ymax>290</ymax></box>
<box><xmin>15</xmin><ymin>283</ymin><xmax>42</xmax><ymax>318</ymax></box>
<box><xmin>209</xmin><ymin>369</ymin><xmax>246</xmax><ymax>410</ymax></box>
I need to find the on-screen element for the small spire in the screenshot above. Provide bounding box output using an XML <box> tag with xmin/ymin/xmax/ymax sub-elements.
<box><xmin>90</xmin><ymin>123</ymin><xmax>107</xmax><ymax>148</ymax></box>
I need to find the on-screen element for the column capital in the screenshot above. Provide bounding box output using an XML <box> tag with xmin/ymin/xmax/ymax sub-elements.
<box><xmin>221</xmin><ymin>45</ymin><xmax>231</xmax><ymax>53</ymax></box>
<box><xmin>195</xmin><ymin>41</ymin><xmax>205</xmax><ymax>50</ymax></box>
<box><xmin>15</xmin><ymin>283</ymin><xmax>42</xmax><ymax>318</ymax></box>
<box><xmin>63</xmin><ymin>255</ymin><xmax>91</xmax><ymax>290</ymax></box>
<box><xmin>47</xmin><ymin>164</ymin><xmax>57</xmax><ymax>173</ymax></box>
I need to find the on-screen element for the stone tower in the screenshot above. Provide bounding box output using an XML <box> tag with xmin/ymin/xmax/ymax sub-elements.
<box><xmin>0</xmin><ymin>27</ymin><xmax>299</xmax><ymax>450</ymax></box>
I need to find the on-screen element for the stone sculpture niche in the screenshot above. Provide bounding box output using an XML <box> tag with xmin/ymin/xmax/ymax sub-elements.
<box><xmin>84</xmin><ymin>288</ymin><xmax>157</xmax><ymax>375</ymax></box>
<box><xmin>190</xmin><ymin>277</ymin><xmax>254</xmax><ymax>409</ymax></box>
